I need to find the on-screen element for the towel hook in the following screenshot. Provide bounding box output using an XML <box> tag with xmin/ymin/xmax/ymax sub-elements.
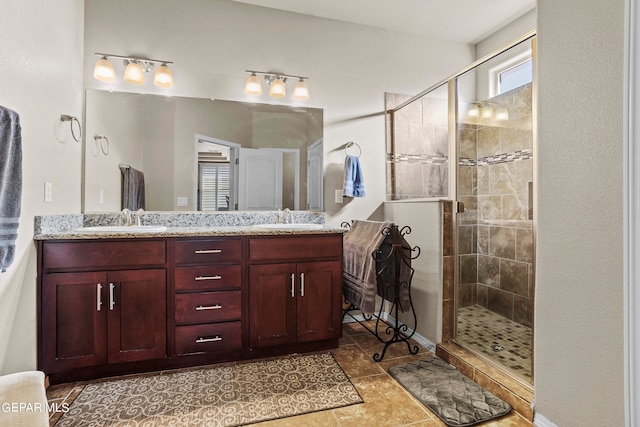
<box><xmin>345</xmin><ymin>141</ymin><xmax>361</xmax><ymax>157</ymax></box>
<box><xmin>94</xmin><ymin>134</ymin><xmax>110</xmax><ymax>155</ymax></box>
<box><xmin>60</xmin><ymin>114</ymin><xmax>82</xmax><ymax>142</ymax></box>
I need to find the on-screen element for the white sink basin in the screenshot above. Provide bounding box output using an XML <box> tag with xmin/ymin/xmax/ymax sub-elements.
<box><xmin>76</xmin><ymin>225</ymin><xmax>168</xmax><ymax>233</ymax></box>
<box><xmin>252</xmin><ymin>223</ymin><xmax>324</xmax><ymax>231</ymax></box>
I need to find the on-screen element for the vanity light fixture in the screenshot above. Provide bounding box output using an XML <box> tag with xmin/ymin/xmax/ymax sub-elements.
<box><xmin>245</xmin><ymin>70</ymin><xmax>310</xmax><ymax>100</ymax></box>
<box><xmin>466</xmin><ymin>101</ymin><xmax>509</xmax><ymax>121</ymax></box>
<box><xmin>466</xmin><ymin>103</ymin><xmax>480</xmax><ymax>118</ymax></box>
<box><xmin>495</xmin><ymin>106</ymin><xmax>509</xmax><ymax>121</ymax></box>
<box><xmin>93</xmin><ymin>53</ymin><xmax>174</xmax><ymax>88</ymax></box>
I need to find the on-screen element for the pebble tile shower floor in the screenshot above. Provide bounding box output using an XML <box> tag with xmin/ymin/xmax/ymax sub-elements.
<box><xmin>456</xmin><ymin>305</ymin><xmax>532</xmax><ymax>382</ymax></box>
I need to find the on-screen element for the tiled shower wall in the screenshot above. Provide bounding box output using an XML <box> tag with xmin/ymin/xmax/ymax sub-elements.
<box><xmin>457</xmin><ymin>83</ymin><xmax>533</xmax><ymax>327</ymax></box>
<box><xmin>385</xmin><ymin>92</ymin><xmax>449</xmax><ymax>200</ymax></box>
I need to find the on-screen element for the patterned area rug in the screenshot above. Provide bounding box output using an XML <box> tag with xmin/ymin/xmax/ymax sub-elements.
<box><xmin>389</xmin><ymin>357</ymin><xmax>511</xmax><ymax>427</ymax></box>
<box><xmin>56</xmin><ymin>353</ymin><xmax>363</xmax><ymax>426</ymax></box>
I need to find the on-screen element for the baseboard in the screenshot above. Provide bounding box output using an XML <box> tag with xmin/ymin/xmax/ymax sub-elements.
<box><xmin>533</xmin><ymin>413</ymin><xmax>558</xmax><ymax>427</ymax></box>
<box><xmin>342</xmin><ymin>312</ymin><xmax>437</xmax><ymax>353</ymax></box>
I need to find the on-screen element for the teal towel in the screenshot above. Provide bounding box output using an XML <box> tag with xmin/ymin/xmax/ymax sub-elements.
<box><xmin>343</xmin><ymin>155</ymin><xmax>365</xmax><ymax>197</ymax></box>
<box><xmin>0</xmin><ymin>106</ymin><xmax>22</xmax><ymax>273</ymax></box>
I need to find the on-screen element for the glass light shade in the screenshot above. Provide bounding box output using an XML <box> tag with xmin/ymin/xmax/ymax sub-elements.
<box><xmin>269</xmin><ymin>77</ymin><xmax>286</xmax><ymax>98</ymax></box>
<box><xmin>480</xmin><ymin>105</ymin><xmax>494</xmax><ymax>119</ymax></box>
<box><xmin>292</xmin><ymin>79</ymin><xmax>309</xmax><ymax>100</ymax></box>
<box><xmin>495</xmin><ymin>106</ymin><xmax>509</xmax><ymax>121</ymax></box>
<box><xmin>154</xmin><ymin>64</ymin><xmax>174</xmax><ymax>88</ymax></box>
<box><xmin>93</xmin><ymin>57</ymin><xmax>116</xmax><ymax>82</ymax></box>
<box><xmin>245</xmin><ymin>73</ymin><xmax>262</xmax><ymax>95</ymax></box>
<box><xmin>466</xmin><ymin>104</ymin><xmax>480</xmax><ymax>118</ymax></box>
<box><xmin>124</xmin><ymin>61</ymin><xmax>145</xmax><ymax>85</ymax></box>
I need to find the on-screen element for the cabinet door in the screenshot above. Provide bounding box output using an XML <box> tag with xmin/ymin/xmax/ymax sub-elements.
<box><xmin>296</xmin><ymin>261</ymin><xmax>342</xmax><ymax>342</ymax></box>
<box><xmin>41</xmin><ymin>272</ymin><xmax>107</xmax><ymax>372</ymax></box>
<box><xmin>249</xmin><ymin>264</ymin><xmax>296</xmax><ymax>348</ymax></box>
<box><xmin>107</xmin><ymin>269</ymin><xmax>166</xmax><ymax>363</ymax></box>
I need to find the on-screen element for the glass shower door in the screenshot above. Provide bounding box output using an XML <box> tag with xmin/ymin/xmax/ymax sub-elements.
<box><xmin>454</xmin><ymin>37</ymin><xmax>535</xmax><ymax>383</ymax></box>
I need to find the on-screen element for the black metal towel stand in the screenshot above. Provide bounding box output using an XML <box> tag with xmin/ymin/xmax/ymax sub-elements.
<box><xmin>342</xmin><ymin>223</ymin><xmax>421</xmax><ymax>361</ymax></box>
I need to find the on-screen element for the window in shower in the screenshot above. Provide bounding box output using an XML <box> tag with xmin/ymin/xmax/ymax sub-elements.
<box><xmin>454</xmin><ymin>37</ymin><xmax>535</xmax><ymax>384</ymax></box>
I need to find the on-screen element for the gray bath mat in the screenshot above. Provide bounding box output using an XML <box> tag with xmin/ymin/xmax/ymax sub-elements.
<box><xmin>389</xmin><ymin>357</ymin><xmax>511</xmax><ymax>427</ymax></box>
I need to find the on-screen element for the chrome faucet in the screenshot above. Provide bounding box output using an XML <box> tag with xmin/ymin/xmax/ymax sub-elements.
<box><xmin>121</xmin><ymin>208</ymin><xmax>144</xmax><ymax>226</ymax></box>
<box><xmin>283</xmin><ymin>208</ymin><xmax>293</xmax><ymax>224</ymax></box>
<box><xmin>136</xmin><ymin>208</ymin><xmax>144</xmax><ymax>226</ymax></box>
<box><xmin>121</xmin><ymin>208</ymin><xmax>132</xmax><ymax>225</ymax></box>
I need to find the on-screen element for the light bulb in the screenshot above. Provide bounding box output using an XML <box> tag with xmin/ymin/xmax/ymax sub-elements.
<box><xmin>467</xmin><ymin>103</ymin><xmax>480</xmax><ymax>118</ymax></box>
<box><xmin>124</xmin><ymin>61</ymin><xmax>144</xmax><ymax>85</ymax></box>
<box><xmin>154</xmin><ymin>63</ymin><xmax>174</xmax><ymax>88</ymax></box>
<box><xmin>245</xmin><ymin>73</ymin><xmax>262</xmax><ymax>95</ymax></box>
<box><xmin>93</xmin><ymin>57</ymin><xmax>115</xmax><ymax>82</ymax></box>
<box><xmin>269</xmin><ymin>77</ymin><xmax>286</xmax><ymax>98</ymax></box>
<box><xmin>293</xmin><ymin>79</ymin><xmax>309</xmax><ymax>100</ymax></box>
<box><xmin>495</xmin><ymin>107</ymin><xmax>509</xmax><ymax>121</ymax></box>
<box><xmin>481</xmin><ymin>105</ymin><xmax>494</xmax><ymax>119</ymax></box>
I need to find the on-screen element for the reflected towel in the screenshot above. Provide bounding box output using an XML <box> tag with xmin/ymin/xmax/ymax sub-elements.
<box><xmin>343</xmin><ymin>220</ymin><xmax>391</xmax><ymax>314</ymax></box>
<box><xmin>0</xmin><ymin>106</ymin><xmax>22</xmax><ymax>272</ymax></box>
<box><xmin>343</xmin><ymin>155</ymin><xmax>364</xmax><ymax>197</ymax></box>
<box><xmin>120</xmin><ymin>165</ymin><xmax>145</xmax><ymax>210</ymax></box>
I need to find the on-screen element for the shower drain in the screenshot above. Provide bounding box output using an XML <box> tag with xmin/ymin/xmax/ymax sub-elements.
<box><xmin>491</xmin><ymin>344</ymin><xmax>505</xmax><ymax>352</ymax></box>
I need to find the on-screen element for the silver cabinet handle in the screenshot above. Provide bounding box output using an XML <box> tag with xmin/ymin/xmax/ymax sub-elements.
<box><xmin>195</xmin><ymin>336</ymin><xmax>222</xmax><ymax>343</ymax></box>
<box><xmin>290</xmin><ymin>273</ymin><xmax>295</xmax><ymax>297</ymax></box>
<box><xmin>109</xmin><ymin>283</ymin><xmax>115</xmax><ymax>310</ymax></box>
<box><xmin>300</xmin><ymin>272</ymin><xmax>305</xmax><ymax>297</ymax></box>
<box><xmin>97</xmin><ymin>283</ymin><xmax>103</xmax><ymax>311</ymax></box>
<box><xmin>195</xmin><ymin>275</ymin><xmax>222</xmax><ymax>281</ymax></box>
<box><xmin>194</xmin><ymin>249</ymin><xmax>222</xmax><ymax>254</ymax></box>
<box><xmin>195</xmin><ymin>304</ymin><xmax>222</xmax><ymax>311</ymax></box>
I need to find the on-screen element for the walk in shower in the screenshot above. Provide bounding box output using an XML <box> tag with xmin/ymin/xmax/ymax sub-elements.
<box><xmin>386</xmin><ymin>32</ymin><xmax>535</xmax><ymax>384</ymax></box>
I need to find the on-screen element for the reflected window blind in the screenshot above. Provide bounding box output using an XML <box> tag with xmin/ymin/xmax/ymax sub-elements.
<box><xmin>199</xmin><ymin>163</ymin><xmax>230</xmax><ymax>211</ymax></box>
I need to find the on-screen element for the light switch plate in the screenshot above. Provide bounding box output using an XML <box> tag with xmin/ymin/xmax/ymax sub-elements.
<box><xmin>335</xmin><ymin>189</ymin><xmax>344</xmax><ymax>204</ymax></box>
<box><xmin>177</xmin><ymin>196</ymin><xmax>188</xmax><ymax>207</ymax></box>
<box><xmin>44</xmin><ymin>182</ymin><xmax>53</xmax><ymax>202</ymax></box>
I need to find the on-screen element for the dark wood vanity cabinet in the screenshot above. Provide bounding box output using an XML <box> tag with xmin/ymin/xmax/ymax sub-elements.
<box><xmin>38</xmin><ymin>232</ymin><xmax>343</xmax><ymax>383</ymax></box>
<box><xmin>172</xmin><ymin>238</ymin><xmax>243</xmax><ymax>356</ymax></box>
<box><xmin>39</xmin><ymin>241</ymin><xmax>167</xmax><ymax>376</ymax></box>
<box><xmin>248</xmin><ymin>235</ymin><xmax>343</xmax><ymax>349</ymax></box>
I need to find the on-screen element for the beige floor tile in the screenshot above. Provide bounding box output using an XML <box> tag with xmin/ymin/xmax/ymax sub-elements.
<box><xmin>332</xmin><ymin>374</ymin><xmax>432</xmax><ymax>427</ymax></box>
<box><xmin>247</xmin><ymin>409</ymin><xmax>341</xmax><ymax>426</ymax></box>
<box><xmin>331</xmin><ymin>344</ymin><xmax>385</xmax><ymax>378</ymax></box>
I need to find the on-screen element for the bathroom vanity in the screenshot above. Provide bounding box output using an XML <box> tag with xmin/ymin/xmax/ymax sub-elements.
<box><xmin>35</xmin><ymin>214</ymin><xmax>343</xmax><ymax>384</ymax></box>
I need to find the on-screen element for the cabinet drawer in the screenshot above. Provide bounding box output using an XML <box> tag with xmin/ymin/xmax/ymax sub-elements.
<box><xmin>175</xmin><ymin>291</ymin><xmax>241</xmax><ymax>324</ymax></box>
<box><xmin>175</xmin><ymin>265</ymin><xmax>241</xmax><ymax>292</ymax></box>
<box><xmin>174</xmin><ymin>239</ymin><xmax>241</xmax><ymax>264</ymax></box>
<box><xmin>249</xmin><ymin>235</ymin><xmax>342</xmax><ymax>262</ymax></box>
<box><xmin>175</xmin><ymin>322</ymin><xmax>241</xmax><ymax>355</ymax></box>
<box><xmin>42</xmin><ymin>240</ymin><xmax>165</xmax><ymax>270</ymax></box>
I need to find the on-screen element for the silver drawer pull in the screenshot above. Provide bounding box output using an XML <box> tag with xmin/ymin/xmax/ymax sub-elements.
<box><xmin>195</xmin><ymin>275</ymin><xmax>222</xmax><ymax>281</ymax></box>
<box><xmin>196</xmin><ymin>304</ymin><xmax>222</xmax><ymax>311</ymax></box>
<box><xmin>194</xmin><ymin>249</ymin><xmax>222</xmax><ymax>254</ymax></box>
<box><xmin>196</xmin><ymin>336</ymin><xmax>222</xmax><ymax>343</ymax></box>
<box><xmin>96</xmin><ymin>283</ymin><xmax>103</xmax><ymax>311</ymax></box>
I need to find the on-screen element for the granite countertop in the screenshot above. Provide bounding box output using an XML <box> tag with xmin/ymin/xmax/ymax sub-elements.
<box><xmin>33</xmin><ymin>211</ymin><xmax>345</xmax><ymax>240</ymax></box>
<box><xmin>34</xmin><ymin>225</ymin><xmax>346</xmax><ymax>240</ymax></box>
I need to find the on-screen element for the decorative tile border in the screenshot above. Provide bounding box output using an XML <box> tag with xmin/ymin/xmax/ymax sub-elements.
<box><xmin>459</xmin><ymin>149</ymin><xmax>532</xmax><ymax>167</ymax></box>
<box><xmin>387</xmin><ymin>153</ymin><xmax>449</xmax><ymax>165</ymax></box>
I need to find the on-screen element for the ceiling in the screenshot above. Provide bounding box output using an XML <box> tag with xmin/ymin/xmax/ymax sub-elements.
<box><xmin>231</xmin><ymin>0</ymin><xmax>536</xmax><ymax>44</ymax></box>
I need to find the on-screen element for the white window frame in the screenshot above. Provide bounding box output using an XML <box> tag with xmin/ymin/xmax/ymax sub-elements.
<box><xmin>488</xmin><ymin>49</ymin><xmax>533</xmax><ymax>97</ymax></box>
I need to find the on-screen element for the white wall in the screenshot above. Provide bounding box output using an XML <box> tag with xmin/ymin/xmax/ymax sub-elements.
<box><xmin>83</xmin><ymin>0</ymin><xmax>474</xmax><ymax>226</ymax></box>
<box><xmin>536</xmin><ymin>1</ymin><xmax>625</xmax><ymax>425</ymax></box>
<box><xmin>0</xmin><ymin>0</ymin><xmax>84</xmax><ymax>373</ymax></box>
<box><xmin>383</xmin><ymin>201</ymin><xmax>443</xmax><ymax>345</ymax></box>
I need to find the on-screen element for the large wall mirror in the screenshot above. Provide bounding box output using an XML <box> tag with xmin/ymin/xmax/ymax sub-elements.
<box><xmin>83</xmin><ymin>89</ymin><xmax>323</xmax><ymax>213</ymax></box>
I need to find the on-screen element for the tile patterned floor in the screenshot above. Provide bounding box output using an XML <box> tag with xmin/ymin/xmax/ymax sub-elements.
<box><xmin>456</xmin><ymin>305</ymin><xmax>532</xmax><ymax>382</ymax></box>
<box><xmin>46</xmin><ymin>321</ymin><xmax>533</xmax><ymax>426</ymax></box>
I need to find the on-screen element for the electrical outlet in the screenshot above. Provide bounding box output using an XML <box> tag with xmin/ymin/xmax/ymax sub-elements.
<box><xmin>99</xmin><ymin>189</ymin><xmax>104</xmax><ymax>204</ymax></box>
<box><xmin>335</xmin><ymin>189</ymin><xmax>344</xmax><ymax>204</ymax></box>
<box><xmin>44</xmin><ymin>182</ymin><xmax>53</xmax><ymax>202</ymax></box>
